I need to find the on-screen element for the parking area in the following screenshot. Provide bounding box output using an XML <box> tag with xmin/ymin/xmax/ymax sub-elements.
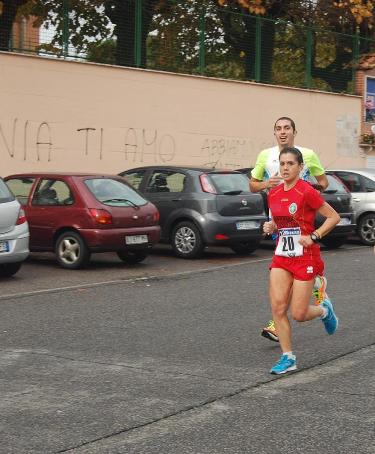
<box><xmin>0</xmin><ymin>238</ymin><xmax>365</xmax><ymax>300</ymax></box>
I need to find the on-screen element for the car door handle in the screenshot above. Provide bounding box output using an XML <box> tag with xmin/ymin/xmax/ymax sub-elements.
<box><xmin>352</xmin><ymin>198</ymin><xmax>361</xmax><ymax>202</ymax></box>
<box><xmin>172</xmin><ymin>198</ymin><xmax>182</xmax><ymax>202</ymax></box>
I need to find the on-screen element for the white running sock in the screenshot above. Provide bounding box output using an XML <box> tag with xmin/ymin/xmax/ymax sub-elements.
<box><xmin>320</xmin><ymin>307</ymin><xmax>328</xmax><ymax>319</ymax></box>
<box><xmin>283</xmin><ymin>351</ymin><xmax>295</xmax><ymax>359</ymax></box>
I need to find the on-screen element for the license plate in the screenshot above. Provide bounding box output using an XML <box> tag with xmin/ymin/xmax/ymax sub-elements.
<box><xmin>236</xmin><ymin>221</ymin><xmax>260</xmax><ymax>230</ymax></box>
<box><xmin>338</xmin><ymin>217</ymin><xmax>351</xmax><ymax>226</ymax></box>
<box><xmin>125</xmin><ymin>234</ymin><xmax>148</xmax><ymax>245</ymax></box>
<box><xmin>0</xmin><ymin>240</ymin><xmax>10</xmax><ymax>253</ymax></box>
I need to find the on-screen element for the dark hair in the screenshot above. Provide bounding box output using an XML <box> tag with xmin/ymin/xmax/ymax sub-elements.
<box><xmin>279</xmin><ymin>146</ymin><xmax>304</xmax><ymax>164</ymax></box>
<box><xmin>274</xmin><ymin>116</ymin><xmax>296</xmax><ymax>132</ymax></box>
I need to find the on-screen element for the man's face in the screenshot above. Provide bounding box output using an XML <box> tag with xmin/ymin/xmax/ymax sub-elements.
<box><xmin>274</xmin><ymin>119</ymin><xmax>295</xmax><ymax>148</ymax></box>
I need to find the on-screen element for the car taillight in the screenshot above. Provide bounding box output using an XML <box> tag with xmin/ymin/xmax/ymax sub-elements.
<box><xmin>200</xmin><ymin>174</ymin><xmax>217</xmax><ymax>194</ymax></box>
<box><xmin>152</xmin><ymin>210</ymin><xmax>160</xmax><ymax>223</ymax></box>
<box><xmin>89</xmin><ymin>208</ymin><xmax>113</xmax><ymax>225</ymax></box>
<box><xmin>16</xmin><ymin>208</ymin><xmax>27</xmax><ymax>225</ymax></box>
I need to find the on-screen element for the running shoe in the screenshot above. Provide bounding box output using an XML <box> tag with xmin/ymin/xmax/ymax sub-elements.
<box><xmin>321</xmin><ymin>298</ymin><xmax>338</xmax><ymax>335</ymax></box>
<box><xmin>261</xmin><ymin>320</ymin><xmax>279</xmax><ymax>342</ymax></box>
<box><xmin>312</xmin><ymin>275</ymin><xmax>328</xmax><ymax>305</ymax></box>
<box><xmin>270</xmin><ymin>354</ymin><xmax>297</xmax><ymax>375</ymax></box>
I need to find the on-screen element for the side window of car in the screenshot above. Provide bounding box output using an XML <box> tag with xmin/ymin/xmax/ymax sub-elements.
<box><xmin>146</xmin><ymin>171</ymin><xmax>186</xmax><ymax>193</ymax></box>
<box><xmin>336</xmin><ymin>172</ymin><xmax>362</xmax><ymax>193</ymax></box>
<box><xmin>363</xmin><ymin>176</ymin><xmax>375</xmax><ymax>192</ymax></box>
<box><xmin>32</xmin><ymin>179</ymin><xmax>73</xmax><ymax>206</ymax></box>
<box><xmin>5</xmin><ymin>178</ymin><xmax>35</xmax><ymax>205</ymax></box>
<box><xmin>122</xmin><ymin>171</ymin><xmax>145</xmax><ymax>190</ymax></box>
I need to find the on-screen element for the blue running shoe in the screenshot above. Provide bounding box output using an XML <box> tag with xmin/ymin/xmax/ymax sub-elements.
<box><xmin>270</xmin><ymin>354</ymin><xmax>297</xmax><ymax>375</ymax></box>
<box><xmin>321</xmin><ymin>298</ymin><xmax>338</xmax><ymax>335</ymax></box>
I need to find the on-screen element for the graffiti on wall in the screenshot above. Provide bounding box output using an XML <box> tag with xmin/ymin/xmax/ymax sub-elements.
<box><xmin>0</xmin><ymin>117</ymin><xmax>266</xmax><ymax>172</ymax></box>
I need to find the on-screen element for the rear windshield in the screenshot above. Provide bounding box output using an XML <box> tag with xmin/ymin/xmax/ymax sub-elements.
<box><xmin>85</xmin><ymin>178</ymin><xmax>148</xmax><ymax>207</ymax></box>
<box><xmin>208</xmin><ymin>173</ymin><xmax>250</xmax><ymax>194</ymax></box>
<box><xmin>325</xmin><ymin>174</ymin><xmax>348</xmax><ymax>192</ymax></box>
<box><xmin>0</xmin><ymin>178</ymin><xmax>15</xmax><ymax>203</ymax></box>
<box><xmin>308</xmin><ymin>174</ymin><xmax>347</xmax><ymax>193</ymax></box>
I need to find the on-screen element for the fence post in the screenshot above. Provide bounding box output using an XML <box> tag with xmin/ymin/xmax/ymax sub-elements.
<box><xmin>62</xmin><ymin>0</ymin><xmax>69</xmax><ymax>58</ymax></box>
<box><xmin>352</xmin><ymin>28</ymin><xmax>360</xmax><ymax>95</ymax></box>
<box><xmin>255</xmin><ymin>16</ymin><xmax>262</xmax><ymax>82</ymax></box>
<box><xmin>199</xmin><ymin>6</ymin><xmax>206</xmax><ymax>75</ymax></box>
<box><xmin>135</xmin><ymin>0</ymin><xmax>142</xmax><ymax>67</ymax></box>
<box><xmin>304</xmin><ymin>26</ymin><xmax>312</xmax><ymax>89</ymax></box>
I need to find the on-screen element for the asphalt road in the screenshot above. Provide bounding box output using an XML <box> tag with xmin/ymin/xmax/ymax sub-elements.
<box><xmin>1</xmin><ymin>241</ymin><xmax>374</xmax><ymax>454</ymax></box>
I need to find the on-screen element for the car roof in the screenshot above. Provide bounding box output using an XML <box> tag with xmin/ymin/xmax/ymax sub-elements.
<box><xmin>5</xmin><ymin>172</ymin><xmax>123</xmax><ymax>179</ymax></box>
<box><xmin>122</xmin><ymin>165</ymin><xmax>241</xmax><ymax>173</ymax></box>
<box><xmin>328</xmin><ymin>168</ymin><xmax>375</xmax><ymax>178</ymax></box>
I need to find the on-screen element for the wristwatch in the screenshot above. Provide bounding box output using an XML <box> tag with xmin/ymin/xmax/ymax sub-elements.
<box><xmin>310</xmin><ymin>232</ymin><xmax>320</xmax><ymax>243</ymax></box>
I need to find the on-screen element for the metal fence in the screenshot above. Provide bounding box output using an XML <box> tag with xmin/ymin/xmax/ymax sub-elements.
<box><xmin>3</xmin><ymin>0</ymin><xmax>375</xmax><ymax>94</ymax></box>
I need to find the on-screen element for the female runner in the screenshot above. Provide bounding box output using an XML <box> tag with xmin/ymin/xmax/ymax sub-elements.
<box><xmin>263</xmin><ymin>147</ymin><xmax>340</xmax><ymax>374</ymax></box>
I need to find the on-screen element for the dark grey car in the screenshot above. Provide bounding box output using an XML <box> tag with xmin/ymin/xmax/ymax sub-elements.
<box><xmin>119</xmin><ymin>166</ymin><xmax>267</xmax><ymax>258</ymax></box>
<box><xmin>237</xmin><ymin>168</ymin><xmax>355</xmax><ymax>248</ymax></box>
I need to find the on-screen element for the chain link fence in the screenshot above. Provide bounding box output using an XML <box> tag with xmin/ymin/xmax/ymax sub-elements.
<box><xmin>2</xmin><ymin>0</ymin><xmax>375</xmax><ymax>94</ymax></box>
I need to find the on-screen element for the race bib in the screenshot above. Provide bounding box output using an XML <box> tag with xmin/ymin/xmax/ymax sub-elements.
<box><xmin>275</xmin><ymin>227</ymin><xmax>303</xmax><ymax>257</ymax></box>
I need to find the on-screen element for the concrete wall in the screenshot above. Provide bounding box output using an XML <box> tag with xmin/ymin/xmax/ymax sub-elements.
<box><xmin>0</xmin><ymin>52</ymin><xmax>367</xmax><ymax>178</ymax></box>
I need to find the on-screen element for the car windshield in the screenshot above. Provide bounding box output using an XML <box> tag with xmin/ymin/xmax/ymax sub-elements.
<box><xmin>85</xmin><ymin>178</ymin><xmax>148</xmax><ymax>207</ymax></box>
<box><xmin>0</xmin><ymin>178</ymin><xmax>15</xmax><ymax>204</ymax></box>
<box><xmin>209</xmin><ymin>173</ymin><xmax>250</xmax><ymax>194</ymax></box>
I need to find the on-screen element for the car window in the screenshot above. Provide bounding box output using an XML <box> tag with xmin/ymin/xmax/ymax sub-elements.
<box><xmin>209</xmin><ymin>173</ymin><xmax>250</xmax><ymax>194</ymax></box>
<box><xmin>121</xmin><ymin>170</ymin><xmax>146</xmax><ymax>190</ymax></box>
<box><xmin>5</xmin><ymin>177</ymin><xmax>34</xmax><ymax>205</ymax></box>
<box><xmin>85</xmin><ymin>178</ymin><xmax>148</xmax><ymax>206</ymax></box>
<box><xmin>363</xmin><ymin>175</ymin><xmax>375</xmax><ymax>192</ymax></box>
<box><xmin>32</xmin><ymin>179</ymin><xmax>73</xmax><ymax>206</ymax></box>
<box><xmin>146</xmin><ymin>171</ymin><xmax>186</xmax><ymax>193</ymax></box>
<box><xmin>324</xmin><ymin>174</ymin><xmax>348</xmax><ymax>192</ymax></box>
<box><xmin>0</xmin><ymin>178</ymin><xmax>16</xmax><ymax>204</ymax></box>
<box><xmin>335</xmin><ymin>172</ymin><xmax>362</xmax><ymax>192</ymax></box>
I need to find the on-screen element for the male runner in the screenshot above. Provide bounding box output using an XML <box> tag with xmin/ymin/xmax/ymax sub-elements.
<box><xmin>250</xmin><ymin>116</ymin><xmax>329</xmax><ymax>343</ymax></box>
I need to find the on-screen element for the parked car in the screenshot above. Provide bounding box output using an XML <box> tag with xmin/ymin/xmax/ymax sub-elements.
<box><xmin>119</xmin><ymin>166</ymin><xmax>267</xmax><ymax>258</ymax></box>
<box><xmin>237</xmin><ymin>168</ymin><xmax>355</xmax><ymax>248</ymax></box>
<box><xmin>4</xmin><ymin>173</ymin><xmax>160</xmax><ymax>269</ymax></box>
<box><xmin>0</xmin><ymin>177</ymin><xmax>29</xmax><ymax>277</ymax></box>
<box><xmin>328</xmin><ymin>169</ymin><xmax>375</xmax><ymax>245</ymax></box>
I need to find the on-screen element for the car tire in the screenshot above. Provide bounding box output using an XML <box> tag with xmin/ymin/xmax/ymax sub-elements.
<box><xmin>171</xmin><ymin>221</ymin><xmax>204</xmax><ymax>259</ymax></box>
<box><xmin>320</xmin><ymin>236</ymin><xmax>347</xmax><ymax>249</ymax></box>
<box><xmin>117</xmin><ymin>250</ymin><xmax>148</xmax><ymax>264</ymax></box>
<box><xmin>55</xmin><ymin>231</ymin><xmax>90</xmax><ymax>269</ymax></box>
<box><xmin>358</xmin><ymin>213</ymin><xmax>375</xmax><ymax>246</ymax></box>
<box><xmin>0</xmin><ymin>262</ymin><xmax>22</xmax><ymax>277</ymax></box>
<box><xmin>230</xmin><ymin>241</ymin><xmax>260</xmax><ymax>255</ymax></box>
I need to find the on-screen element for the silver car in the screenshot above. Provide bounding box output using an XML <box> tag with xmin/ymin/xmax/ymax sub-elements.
<box><xmin>0</xmin><ymin>178</ymin><xmax>29</xmax><ymax>277</ymax></box>
<box><xmin>328</xmin><ymin>169</ymin><xmax>375</xmax><ymax>245</ymax></box>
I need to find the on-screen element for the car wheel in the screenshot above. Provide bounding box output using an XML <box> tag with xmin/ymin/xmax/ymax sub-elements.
<box><xmin>358</xmin><ymin>213</ymin><xmax>375</xmax><ymax>246</ymax></box>
<box><xmin>117</xmin><ymin>250</ymin><xmax>148</xmax><ymax>264</ymax></box>
<box><xmin>171</xmin><ymin>221</ymin><xmax>204</xmax><ymax>259</ymax></box>
<box><xmin>0</xmin><ymin>262</ymin><xmax>22</xmax><ymax>277</ymax></box>
<box><xmin>230</xmin><ymin>241</ymin><xmax>260</xmax><ymax>255</ymax></box>
<box><xmin>320</xmin><ymin>236</ymin><xmax>347</xmax><ymax>249</ymax></box>
<box><xmin>55</xmin><ymin>231</ymin><xmax>90</xmax><ymax>269</ymax></box>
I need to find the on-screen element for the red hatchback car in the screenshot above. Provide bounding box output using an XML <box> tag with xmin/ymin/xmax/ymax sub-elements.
<box><xmin>4</xmin><ymin>173</ymin><xmax>160</xmax><ymax>269</ymax></box>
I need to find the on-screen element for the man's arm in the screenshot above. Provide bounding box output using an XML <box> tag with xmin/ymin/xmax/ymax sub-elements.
<box><xmin>314</xmin><ymin>173</ymin><xmax>329</xmax><ymax>192</ymax></box>
<box><xmin>250</xmin><ymin>175</ymin><xmax>282</xmax><ymax>192</ymax></box>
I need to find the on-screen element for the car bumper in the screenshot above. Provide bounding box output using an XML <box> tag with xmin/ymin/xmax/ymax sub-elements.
<box><xmin>79</xmin><ymin>225</ymin><xmax>161</xmax><ymax>251</ymax></box>
<box><xmin>0</xmin><ymin>232</ymin><xmax>30</xmax><ymax>264</ymax></box>
<box><xmin>199</xmin><ymin>214</ymin><xmax>266</xmax><ymax>245</ymax></box>
<box><xmin>316</xmin><ymin>213</ymin><xmax>355</xmax><ymax>237</ymax></box>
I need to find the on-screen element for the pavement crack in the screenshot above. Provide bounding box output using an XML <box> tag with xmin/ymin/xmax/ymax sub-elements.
<box><xmin>54</xmin><ymin>341</ymin><xmax>375</xmax><ymax>453</ymax></box>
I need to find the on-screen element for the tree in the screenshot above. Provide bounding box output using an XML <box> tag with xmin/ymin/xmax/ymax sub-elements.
<box><xmin>214</xmin><ymin>0</ymin><xmax>375</xmax><ymax>90</ymax></box>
